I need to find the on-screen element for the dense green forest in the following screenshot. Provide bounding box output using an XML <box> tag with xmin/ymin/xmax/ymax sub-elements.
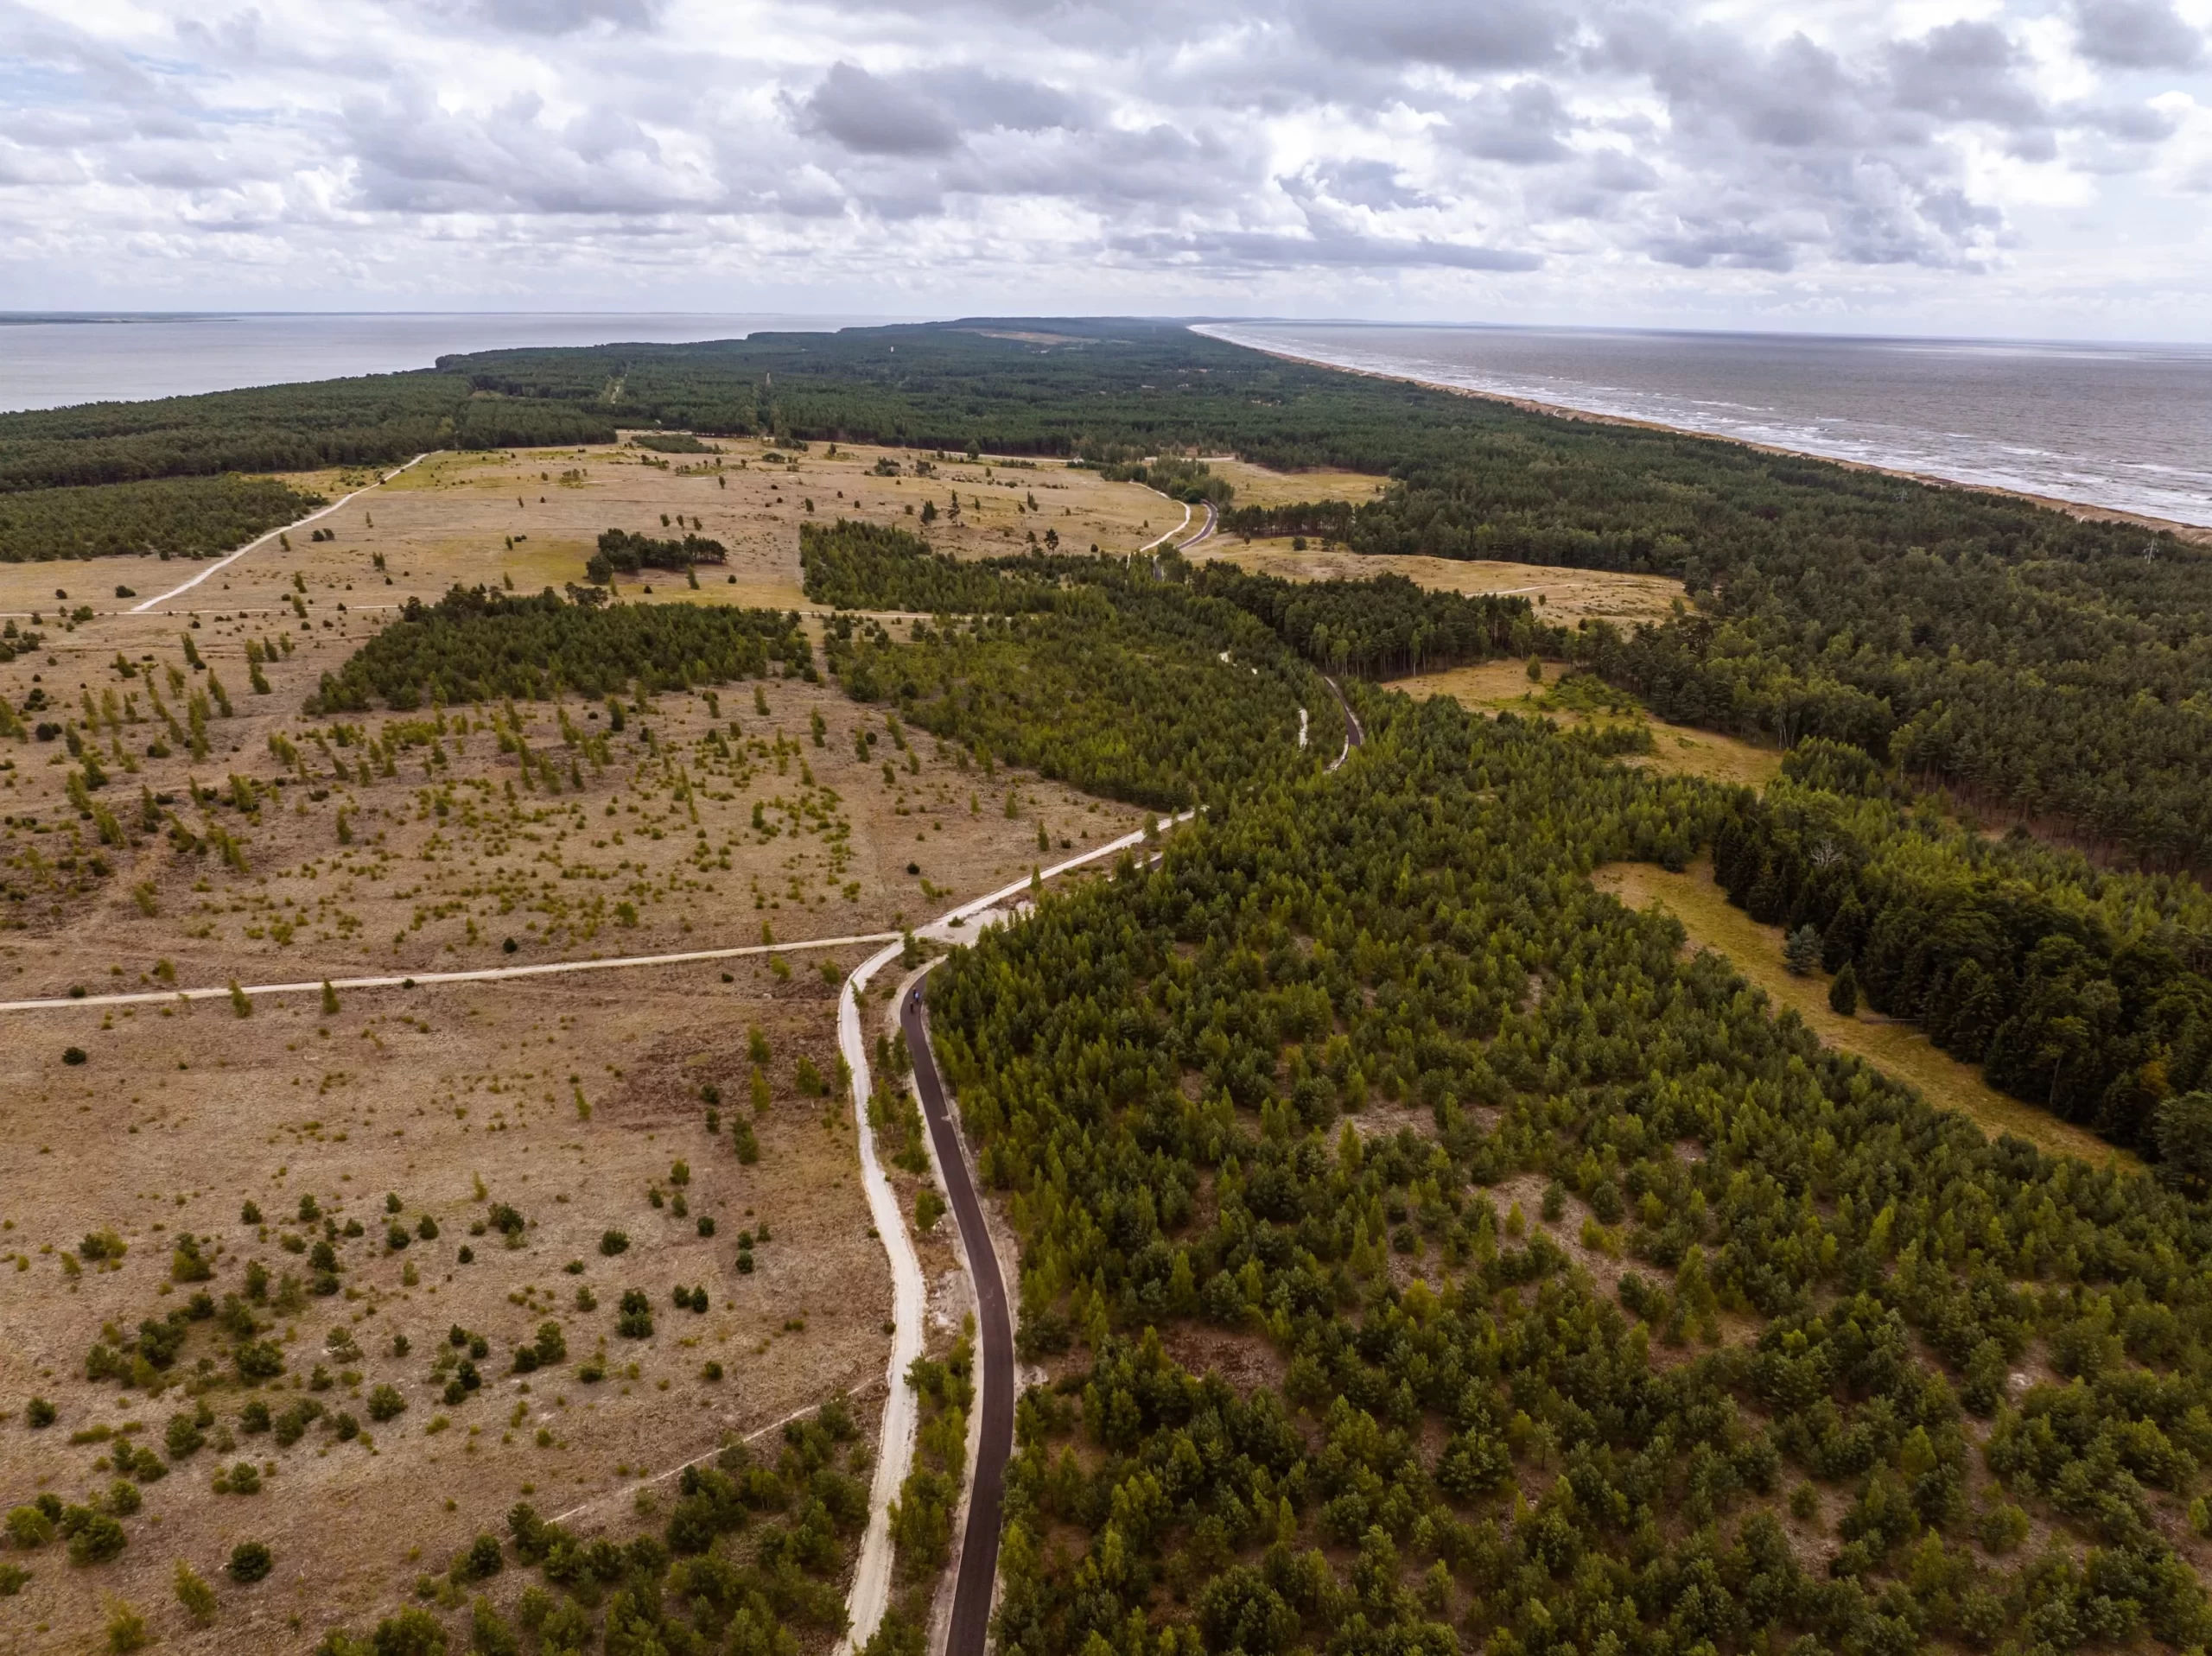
<box><xmin>801</xmin><ymin>520</ymin><xmax>1065</xmax><ymax>614</ymax></box>
<box><xmin>305</xmin><ymin>587</ymin><xmax>810</xmax><ymax>714</ymax></box>
<box><xmin>1713</xmin><ymin>752</ymin><xmax>2212</xmax><ymax>1152</ymax></box>
<box><xmin>0</xmin><ymin>473</ymin><xmax>325</xmax><ymax>562</ymax></box>
<box><xmin>823</xmin><ymin>597</ymin><xmax>1328</xmax><ymax>815</ymax></box>
<box><xmin>0</xmin><ymin>373</ymin><xmax>612</xmax><ymax>492</ymax></box>
<box><xmin>1188</xmin><ymin>562</ymin><xmax>1548</xmax><ymax>681</ymax></box>
<box><xmin>922</xmin><ymin>684</ymin><xmax>2212</xmax><ymax>1656</ymax></box>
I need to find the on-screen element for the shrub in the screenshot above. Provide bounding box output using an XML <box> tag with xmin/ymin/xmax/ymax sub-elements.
<box><xmin>174</xmin><ymin>1559</ymin><xmax>217</xmax><ymax>1624</ymax></box>
<box><xmin>6</xmin><ymin>1505</ymin><xmax>54</xmax><ymax>1549</ymax></box>
<box><xmin>68</xmin><ymin>1513</ymin><xmax>128</xmax><ymax>1565</ymax></box>
<box><xmin>368</xmin><ymin>1385</ymin><xmax>406</xmax><ymax>1423</ymax></box>
<box><xmin>615</xmin><ymin>1291</ymin><xmax>654</xmax><ymax>1340</ymax></box>
<box><xmin>25</xmin><ymin>1397</ymin><xmax>55</xmax><ymax>1428</ymax></box>
<box><xmin>696</xmin><ymin>1215</ymin><xmax>716</xmax><ymax>1237</ymax></box>
<box><xmin>235</xmin><ymin>1341</ymin><xmax>284</xmax><ymax>1382</ymax></box>
<box><xmin>448</xmin><ymin>1532</ymin><xmax>503</xmax><ymax>1583</ymax></box>
<box><xmin>238</xmin><ymin>1400</ymin><xmax>271</xmax><ymax>1434</ymax></box>
<box><xmin>63</xmin><ymin>1046</ymin><xmax>86</xmax><ymax>1066</ymax></box>
<box><xmin>165</xmin><ymin>1411</ymin><xmax>207</xmax><ymax>1460</ymax></box>
<box><xmin>240</xmin><ymin>1200</ymin><xmax>263</xmax><ymax>1225</ymax></box>
<box><xmin>105</xmin><ymin>1598</ymin><xmax>149</xmax><ymax>1653</ymax></box>
<box><xmin>215</xmin><ymin>1462</ymin><xmax>260</xmax><ymax>1494</ymax></box>
<box><xmin>598</xmin><ymin>1229</ymin><xmax>629</xmax><ymax>1257</ymax></box>
<box><xmin>105</xmin><ymin>1481</ymin><xmax>142</xmax><ymax>1516</ymax></box>
<box><xmin>368</xmin><ymin>1606</ymin><xmax>448</xmax><ymax>1655</ymax></box>
<box><xmin>915</xmin><ymin>1188</ymin><xmax>945</xmax><ymax>1231</ymax></box>
<box><xmin>416</xmin><ymin>1215</ymin><xmax>439</xmax><ymax>1241</ymax></box>
<box><xmin>228</xmin><ymin>1541</ymin><xmax>272</xmax><ymax>1583</ymax></box>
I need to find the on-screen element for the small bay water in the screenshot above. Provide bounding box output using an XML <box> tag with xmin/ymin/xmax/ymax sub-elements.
<box><xmin>1198</xmin><ymin>321</ymin><xmax>2212</xmax><ymax>530</ymax></box>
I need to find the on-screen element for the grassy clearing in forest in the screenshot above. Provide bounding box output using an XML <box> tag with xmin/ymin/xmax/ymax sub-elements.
<box><xmin>1391</xmin><ymin>659</ymin><xmax>1784</xmax><ymax>790</ymax></box>
<box><xmin>1592</xmin><ymin>859</ymin><xmax>2135</xmax><ymax>1171</ymax></box>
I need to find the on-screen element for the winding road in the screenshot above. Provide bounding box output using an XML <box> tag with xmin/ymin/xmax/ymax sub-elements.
<box><xmin>870</xmin><ymin>681</ymin><xmax>1363</xmax><ymax>1656</ymax></box>
<box><xmin>130</xmin><ymin>453</ymin><xmax>432</xmax><ymax>614</ymax></box>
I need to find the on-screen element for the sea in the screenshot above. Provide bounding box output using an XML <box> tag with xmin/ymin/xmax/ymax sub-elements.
<box><xmin>0</xmin><ymin>311</ymin><xmax>905</xmax><ymax>414</ymax></box>
<box><xmin>1198</xmin><ymin>322</ymin><xmax>2212</xmax><ymax>530</ymax></box>
<box><xmin>4</xmin><ymin>311</ymin><xmax>2208</xmax><ymax>530</ymax></box>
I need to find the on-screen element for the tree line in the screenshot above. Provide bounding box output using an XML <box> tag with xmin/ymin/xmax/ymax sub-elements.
<box><xmin>0</xmin><ymin>474</ymin><xmax>324</xmax><ymax>562</ymax></box>
<box><xmin>588</xmin><ymin>528</ymin><xmax>730</xmax><ymax>585</ymax></box>
<box><xmin>305</xmin><ymin>586</ymin><xmax>810</xmax><ymax>713</ymax></box>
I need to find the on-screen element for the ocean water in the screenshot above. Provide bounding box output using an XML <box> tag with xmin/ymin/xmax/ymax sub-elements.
<box><xmin>0</xmin><ymin>311</ymin><xmax>908</xmax><ymax>414</ymax></box>
<box><xmin>1198</xmin><ymin>322</ymin><xmax>2212</xmax><ymax>530</ymax></box>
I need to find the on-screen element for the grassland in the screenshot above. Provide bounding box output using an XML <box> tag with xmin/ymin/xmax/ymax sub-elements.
<box><xmin>1195</xmin><ymin>544</ymin><xmax>1685</xmax><ymax>631</ymax></box>
<box><xmin>0</xmin><ymin>435</ymin><xmax>1152</xmax><ymax>1653</ymax></box>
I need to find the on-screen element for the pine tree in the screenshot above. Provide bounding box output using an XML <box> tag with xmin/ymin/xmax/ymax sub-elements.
<box><xmin>1829</xmin><ymin>963</ymin><xmax>1859</xmax><ymax>1015</ymax></box>
<box><xmin>1783</xmin><ymin>923</ymin><xmax>1821</xmax><ymax>976</ymax></box>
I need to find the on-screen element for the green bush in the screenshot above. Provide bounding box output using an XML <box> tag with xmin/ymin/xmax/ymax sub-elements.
<box><xmin>227</xmin><ymin>1541</ymin><xmax>272</xmax><ymax>1583</ymax></box>
<box><xmin>67</xmin><ymin>1513</ymin><xmax>128</xmax><ymax>1565</ymax></box>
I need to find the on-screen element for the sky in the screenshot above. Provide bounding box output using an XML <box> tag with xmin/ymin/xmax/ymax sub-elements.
<box><xmin>3</xmin><ymin>0</ymin><xmax>2210</xmax><ymax>338</ymax></box>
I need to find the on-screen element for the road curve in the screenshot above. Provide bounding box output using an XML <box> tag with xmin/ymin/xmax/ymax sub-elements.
<box><xmin>1323</xmin><ymin>675</ymin><xmax>1364</xmax><ymax>770</ymax></box>
<box><xmin>881</xmin><ymin>691</ymin><xmax>1357</xmax><ymax>1656</ymax></box>
<box><xmin>1179</xmin><ymin>500</ymin><xmax>1218</xmax><ymax>550</ymax></box>
<box><xmin>130</xmin><ymin>452</ymin><xmax>434</xmax><ymax>613</ymax></box>
<box><xmin>900</xmin><ymin>983</ymin><xmax>1011</xmax><ymax>1656</ymax></box>
<box><xmin>1136</xmin><ymin>496</ymin><xmax>1192</xmax><ymax>552</ymax></box>
<box><xmin>835</xmin><ymin>936</ymin><xmax>930</xmax><ymax>1656</ymax></box>
<box><xmin>833</xmin><ymin>813</ymin><xmax>1193</xmax><ymax>1656</ymax></box>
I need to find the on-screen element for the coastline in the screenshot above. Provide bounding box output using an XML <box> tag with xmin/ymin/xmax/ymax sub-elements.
<box><xmin>1196</xmin><ymin>327</ymin><xmax>2212</xmax><ymax>549</ymax></box>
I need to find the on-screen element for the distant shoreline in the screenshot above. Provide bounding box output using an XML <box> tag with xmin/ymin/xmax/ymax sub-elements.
<box><xmin>1198</xmin><ymin>326</ymin><xmax>2212</xmax><ymax>549</ymax></box>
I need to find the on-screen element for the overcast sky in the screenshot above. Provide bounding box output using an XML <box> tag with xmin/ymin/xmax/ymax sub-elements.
<box><xmin>3</xmin><ymin>0</ymin><xmax>2209</xmax><ymax>337</ymax></box>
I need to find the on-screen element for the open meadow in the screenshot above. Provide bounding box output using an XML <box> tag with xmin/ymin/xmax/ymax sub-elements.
<box><xmin>0</xmin><ymin>437</ymin><xmax>1149</xmax><ymax>1652</ymax></box>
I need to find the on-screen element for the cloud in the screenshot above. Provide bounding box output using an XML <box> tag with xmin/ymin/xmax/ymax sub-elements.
<box><xmin>791</xmin><ymin>63</ymin><xmax>963</xmax><ymax>156</ymax></box>
<box><xmin>1111</xmin><ymin>225</ymin><xmax>1542</xmax><ymax>272</ymax></box>
<box><xmin>464</xmin><ymin>0</ymin><xmax>663</xmax><ymax>32</ymax></box>
<box><xmin>0</xmin><ymin>0</ymin><xmax>2206</xmax><ymax>320</ymax></box>
<box><xmin>1296</xmin><ymin>0</ymin><xmax>1572</xmax><ymax>70</ymax></box>
<box><xmin>1447</xmin><ymin>80</ymin><xmax>1577</xmax><ymax>164</ymax></box>
<box><xmin>789</xmin><ymin>61</ymin><xmax>1083</xmax><ymax>159</ymax></box>
<box><xmin>2072</xmin><ymin>0</ymin><xmax>2205</xmax><ymax>70</ymax></box>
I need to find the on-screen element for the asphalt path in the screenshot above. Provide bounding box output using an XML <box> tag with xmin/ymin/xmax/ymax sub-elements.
<box><xmin>900</xmin><ymin>985</ymin><xmax>1012</xmax><ymax>1656</ymax></box>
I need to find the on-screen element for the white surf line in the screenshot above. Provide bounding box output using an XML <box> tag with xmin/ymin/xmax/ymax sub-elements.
<box><xmin>129</xmin><ymin>452</ymin><xmax>434</xmax><ymax>614</ymax></box>
<box><xmin>0</xmin><ymin>932</ymin><xmax>899</xmax><ymax>1014</ymax></box>
<box><xmin>836</xmin><ymin>810</ymin><xmax>1198</xmax><ymax>1656</ymax></box>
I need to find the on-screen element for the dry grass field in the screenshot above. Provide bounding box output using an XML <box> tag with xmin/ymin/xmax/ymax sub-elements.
<box><xmin>0</xmin><ymin>438</ymin><xmax>1151</xmax><ymax>1652</ymax></box>
<box><xmin>1196</xmin><ymin>545</ymin><xmax>1685</xmax><ymax>631</ymax></box>
<box><xmin>1592</xmin><ymin>860</ymin><xmax>2134</xmax><ymax>1172</ymax></box>
<box><xmin>1390</xmin><ymin>659</ymin><xmax>1784</xmax><ymax>790</ymax></box>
